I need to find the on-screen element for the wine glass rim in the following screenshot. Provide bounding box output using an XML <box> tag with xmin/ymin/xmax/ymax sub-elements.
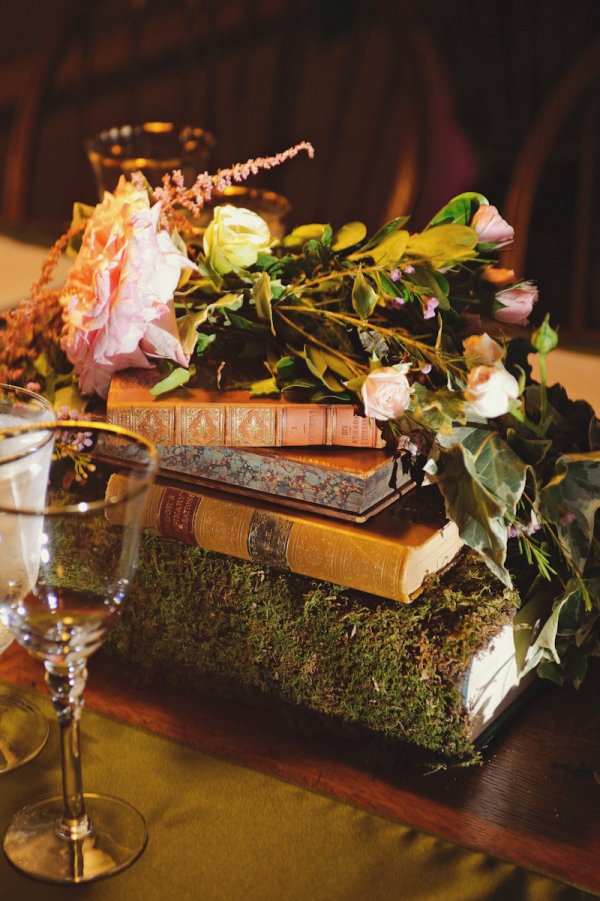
<box><xmin>0</xmin><ymin>419</ymin><xmax>159</xmax><ymax>516</ymax></box>
<box><xmin>0</xmin><ymin>382</ymin><xmax>55</xmax><ymax>408</ymax></box>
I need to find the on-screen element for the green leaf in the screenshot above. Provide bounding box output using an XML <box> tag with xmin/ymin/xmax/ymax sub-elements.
<box><xmin>359</xmin><ymin>216</ymin><xmax>410</xmax><ymax>250</ymax></box>
<box><xmin>426</xmin><ymin>192</ymin><xmax>488</xmax><ymax>228</ymax></box>
<box><xmin>348</xmin><ymin>229</ymin><xmax>409</xmax><ymax>265</ymax></box>
<box><xmin>331</xmin><ymin>221</ymin><xmax>367</xmax><ymax>252</ymax></box>
<box><xmin>426</xmin><ymin>427</ymin><xmax>528</xmax><ymax>585</ymax></box>
<box><xmin>252</xmin><ymin>271</ymin><xmax>275</xmax><ymax>334</ymax></box>
<box><xmin>351</xmin><ymin>271</ymin><xmax>379</xmax><ymax>320</ymax></box>
<box><xmin>304</xmin><ymin>345</ymin><xmax>346</xmax><ymax>392</ymax></box>
<box><xmin>150</xmin><ymin>366</ymin><xmax>193</xmax><ymax>396</ymax></box>
<box><xmin>425</xmin><ymin>443</ymin><xmax>512</xmax><ymax>585</ymax></box>
<box><xmin>539</xmin><ymin>452</ymin><xmax>600</xmax><ymax>571</ymax></box>
<box><xmin>505</xmin><ymin>426</ymin><xmax>552</xmax><ymax>467</ymax></box>
<box><xmin>248</xmin><ymin>377</ymin><xmax>280</xmax><ymax>397</ymax></box>
<box><xmin>406</xmin><ymin>224</ymin><xmax>478</xmax><ymax>269</ymax></box>
<box><xmin>281</xmin><ymin>223</ymin><xmax>328</xmax><ymax>250</ymax></box>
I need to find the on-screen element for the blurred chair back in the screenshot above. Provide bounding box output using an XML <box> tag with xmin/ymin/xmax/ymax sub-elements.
<box><xmin>501</xmin><ymin>35</ymin><xmax>600</xmax><ymax>346</ymax></box>
<box><xmin>0</xmin><ymin>0</ymin><xmax>475</xmax><ymax>235</ymax></box>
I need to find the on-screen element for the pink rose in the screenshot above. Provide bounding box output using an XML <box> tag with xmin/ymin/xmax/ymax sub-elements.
<box><xmin>361</xmin><ymin>365</ymin><xmax>412</xmax><ymax>421</ymax></box>
<box><xmin>60</xmin><ymin>178</ymin><xmax>194</xmax><ymax>398</ymax></box>
<box><xmin>462</xmin><ymin>333</ymin><xmax>504</xmax><ymax>366</ymax></box>
<box><xmin>471</xmin><ymin>204</ymin><xmax>514</xmax><ymax>248</ymax></box>
<box><xmin>465</xmin><ymin>365</ymin><xmax>520</xmax><ymax>418</ymax></box>
<box><xmin>494</xmin><ymin>282</ymin><xmax>538</xmax><ymax>326</ymax></box>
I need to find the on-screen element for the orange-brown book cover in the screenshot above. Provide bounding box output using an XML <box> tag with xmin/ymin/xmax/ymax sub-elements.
<box><xmin>107</xmin><ymin>476</ymin><xmax>463</xmax><ymax>603</ymax></box>
<box><xmin>107</xmin><ymin>369</ymin><xmax>386</xmax><ymax>448</ymax></box>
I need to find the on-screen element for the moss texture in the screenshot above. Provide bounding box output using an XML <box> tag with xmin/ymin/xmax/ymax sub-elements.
<box><xmin>104</xmin><ymin>532</ymin><xmax>521</xmax><ymax>768</ymax></box>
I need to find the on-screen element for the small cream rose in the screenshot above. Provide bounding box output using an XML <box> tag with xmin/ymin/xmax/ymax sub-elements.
<box><xmin>361</xmin><ymin>365</ymin><xmax>412</xmax><ymax>421</ymax></box>
<box><xmin>465</xmin><ymin>364</ymin><xmax>520</xmax><ymax>418</ymax></box>
<box><xmin>462</xmin><ymin>333</ymin><xmax>504</xmax><ymax>366</ymax></box>
<box><xmin>203</xmin><ymin>204</ymin><xmax>272</xmax><ymax>275</ymax></box>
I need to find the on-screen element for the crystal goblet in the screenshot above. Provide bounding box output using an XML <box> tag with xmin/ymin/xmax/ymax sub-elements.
<box><xmin>0</xmin><ymin>383</ymin><xmax>55</xmax><ymax>773</ymax></box>
<box><xmin>0</xmin><ymin>420</ymin><xmax>158</xmax><ymax>884</ymax></box>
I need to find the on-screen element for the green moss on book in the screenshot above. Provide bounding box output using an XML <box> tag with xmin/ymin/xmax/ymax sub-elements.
<box><xmin>105</xmin><ymin>534</ymin><xmax>521</xmax><ymax>767</ymax></box>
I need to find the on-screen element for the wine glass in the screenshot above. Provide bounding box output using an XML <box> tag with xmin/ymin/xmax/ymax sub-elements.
<box><xmin>0</xmin><ymin>420</ymin><xmax>158</xmax><ymax>884</ymax></box>
<box><xmin>0</xmin><ymin>383</ymin><xmax>55</xmax><ymax>773</ymax></box>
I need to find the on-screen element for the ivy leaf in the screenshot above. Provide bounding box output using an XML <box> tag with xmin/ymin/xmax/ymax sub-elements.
<box><xmin>539</xmin><ymin>452</ymin><xmax>600</xmax><ymax>571</ymax></box>
<box><xmin>426</xmin><ymin>427</ymin><xmax>528</xmax><ymax>585</ymax></box>
<box><xmin>406</xmin><ymin>224</ymin><xmax>478</xmax><ymax>269</ymax></box>
<box><xmin>425</xmin><ymin>442</ymin><xmax>512</xmax><ymax>585</ymax></box>
<box><xmin>351</xmin><ymin>271</ymin><xmax>379</xmax><ymax>320</ymax></box>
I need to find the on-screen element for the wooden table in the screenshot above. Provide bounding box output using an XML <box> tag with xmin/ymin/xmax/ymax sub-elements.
<box><xmin>2</xmin><ymin>641</ymin><xmax>599</xmax><ymax>895</ymax></box>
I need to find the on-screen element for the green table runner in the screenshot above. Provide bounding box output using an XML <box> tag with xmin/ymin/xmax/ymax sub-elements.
<box><xmin>0</xmin><ymin>684</ymin><xmax>593</xmax><ymax>900</ymax></box>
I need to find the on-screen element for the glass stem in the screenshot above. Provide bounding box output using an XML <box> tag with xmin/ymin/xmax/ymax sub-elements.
<box><xmin>44</xmin><ymin>660</ymin><xmax>91</xmax><ymax>840</ymax></box>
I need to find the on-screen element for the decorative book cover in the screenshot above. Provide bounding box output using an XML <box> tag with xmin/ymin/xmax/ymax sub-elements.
<box><xmin>107</xmin><ymin>477</ymin><xmax>463</xmax><ymax>603</ymax></box>
<box><xmin>107</xmin><ymin>369</ymin><xmax>387</xmax><ymax>448</ymax></box>
<box><xmin>156</xmin><ymin>444</ymin><xmax>413</xmax><ymax>518</ymax></box>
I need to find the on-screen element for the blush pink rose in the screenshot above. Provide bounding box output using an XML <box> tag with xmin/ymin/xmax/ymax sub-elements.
<box><xmin>494</xmin><ymin>282</ymin><xmax>539</xmax><ymax>326</ymax></box>
<box><xmin>465</xmin><ymin>364</ymin><xmax>520</xmax><ymax>418</ymax></box>
<box><xmin>471</xmin><ymin>204</ymin><xmax>514</xmax><ymax>248</ymax></box>
<box><xmin>361</xmin><ymin>365</ymin><xmax>412</xmax><ymax>421</ymax></box>
<box><xmin>60</xmin><ymin>177</ymin><xmax>194</xmax><ymax>398</ymax></box>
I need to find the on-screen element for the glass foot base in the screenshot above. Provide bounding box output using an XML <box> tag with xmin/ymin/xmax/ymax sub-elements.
<box><xmin>0</xmin><ymin>691</ymin><xmax>49</xmax><ymax>774</ymax></box>
<box><xmin>3</xmin><ymin>793</ymin><xmax>147</xmax><ymax>884</ymax></box>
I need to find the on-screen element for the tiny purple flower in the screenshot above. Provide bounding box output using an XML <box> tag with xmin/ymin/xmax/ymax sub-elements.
<box><xmin>423</xmin><ymin>296</ymin><xmax>439</xmax><ymax>320</ymax></box>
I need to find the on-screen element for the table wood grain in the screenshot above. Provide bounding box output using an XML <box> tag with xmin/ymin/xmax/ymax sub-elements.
<box><xmin>2</xmin><ymin>641</ymin><xmax>599</xmax><ymax>895</ymax></box>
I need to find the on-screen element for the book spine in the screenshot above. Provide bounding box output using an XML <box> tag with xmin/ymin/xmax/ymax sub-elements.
<box><xmin>109</xmin><ymin>476</ymin><xmax>418</xmax><ymax>602</ymax></box>
<box><xmin>107</xmin><ymin>400</ymin><xmax>386</xmax><ymax>448</ymax></box>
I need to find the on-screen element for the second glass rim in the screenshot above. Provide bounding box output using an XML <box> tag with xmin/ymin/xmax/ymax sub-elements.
<box><xmin>0</xmin><ymin>420</ymin><xmax>159</xmax><ymax>516</ymax></box>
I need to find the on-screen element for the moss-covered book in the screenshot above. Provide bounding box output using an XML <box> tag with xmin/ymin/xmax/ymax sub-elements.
<box><xmin>105</xmin><ymin>534</ymin><xmax>536</xmax><ymax>768</ymax></box>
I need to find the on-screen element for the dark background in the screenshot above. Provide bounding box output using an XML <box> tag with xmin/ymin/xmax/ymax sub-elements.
<box><xmin>1</xmin><ymin>0</ymin><xmax>599</xmax><ymax>338</ymax></box>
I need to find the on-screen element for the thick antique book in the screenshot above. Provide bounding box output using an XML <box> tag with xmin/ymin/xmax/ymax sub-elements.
<box><xmin>106</xmin><ymin>535</ymin><xmax>538</xmax><ymax>766</ymax></box>
<box><xmin>106</xmin><ymin>369</ymin><xmax>386</xmax><ymax>448</ymax></box>
<box><xmin>462</xmin><ymin>612</ymin><xmax>537</xmax><ymax>743</ymax></box>
<box><xmin>107</xmin><ymin>477</ymin><xmax>463</xmax><ymax>603</ymax></box>
<box><xmin>156</xmin><ymin>444</ymin><xmax>413</xmax><ymax>520</ymax></box>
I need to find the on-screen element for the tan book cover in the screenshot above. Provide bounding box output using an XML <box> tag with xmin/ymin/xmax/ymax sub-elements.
<box><xmin>107</xmin><ymin>369</ymin><xmax>386</xmax><ymax>448</ymax></box>
<box><xmin>107</xmin><ymin>476</ymin><xmax>463</xmax><ymax>603</ymax></box>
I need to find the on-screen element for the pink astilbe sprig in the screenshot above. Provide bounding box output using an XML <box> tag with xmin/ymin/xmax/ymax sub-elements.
<box><xmin>153</xmin><ymin>141</ymin><xmax>315</xmax><ymax>231</ymax></box>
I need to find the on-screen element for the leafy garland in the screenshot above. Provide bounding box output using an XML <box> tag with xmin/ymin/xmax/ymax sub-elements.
<box><xmin>2</xmin><ymin>144</ymin><xmax>599</xmax><ymax>687</ymax></box>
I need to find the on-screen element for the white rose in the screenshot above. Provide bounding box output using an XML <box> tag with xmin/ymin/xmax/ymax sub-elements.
<box><xmin>465</xmin><ymin>364</ymin><xmax>520</xmax><ymax>418</ymax></box>
<box><xmin>361</xmin><ymin>365</ymin><xmax>412</xmax><ymax>421</ymax></box>
<box><xmin>203</xmin><ymin>204</ymin><xmax>272</xmax><ymax>275</ymax></box>
<box><xmin>462</xmin><ymin>333</ymin><xmax>504</xmax><ymax>366</ymax></box>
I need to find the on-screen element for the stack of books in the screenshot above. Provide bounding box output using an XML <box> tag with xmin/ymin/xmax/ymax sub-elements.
<box><xmin>106</xmin><ymin>368</ymin><xmax>536</xmax><ymax>745</ymax></box>
<box><xmin>107</xmin><ymin>368</ymin><xmax>462</xmax><ymax>603</ymax></box>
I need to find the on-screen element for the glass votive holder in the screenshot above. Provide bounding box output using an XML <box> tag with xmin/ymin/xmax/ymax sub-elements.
<box><xmin>85</xmin><ymin>121</ymin><xmax>216</xmax><ymax>198</ymax></box>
